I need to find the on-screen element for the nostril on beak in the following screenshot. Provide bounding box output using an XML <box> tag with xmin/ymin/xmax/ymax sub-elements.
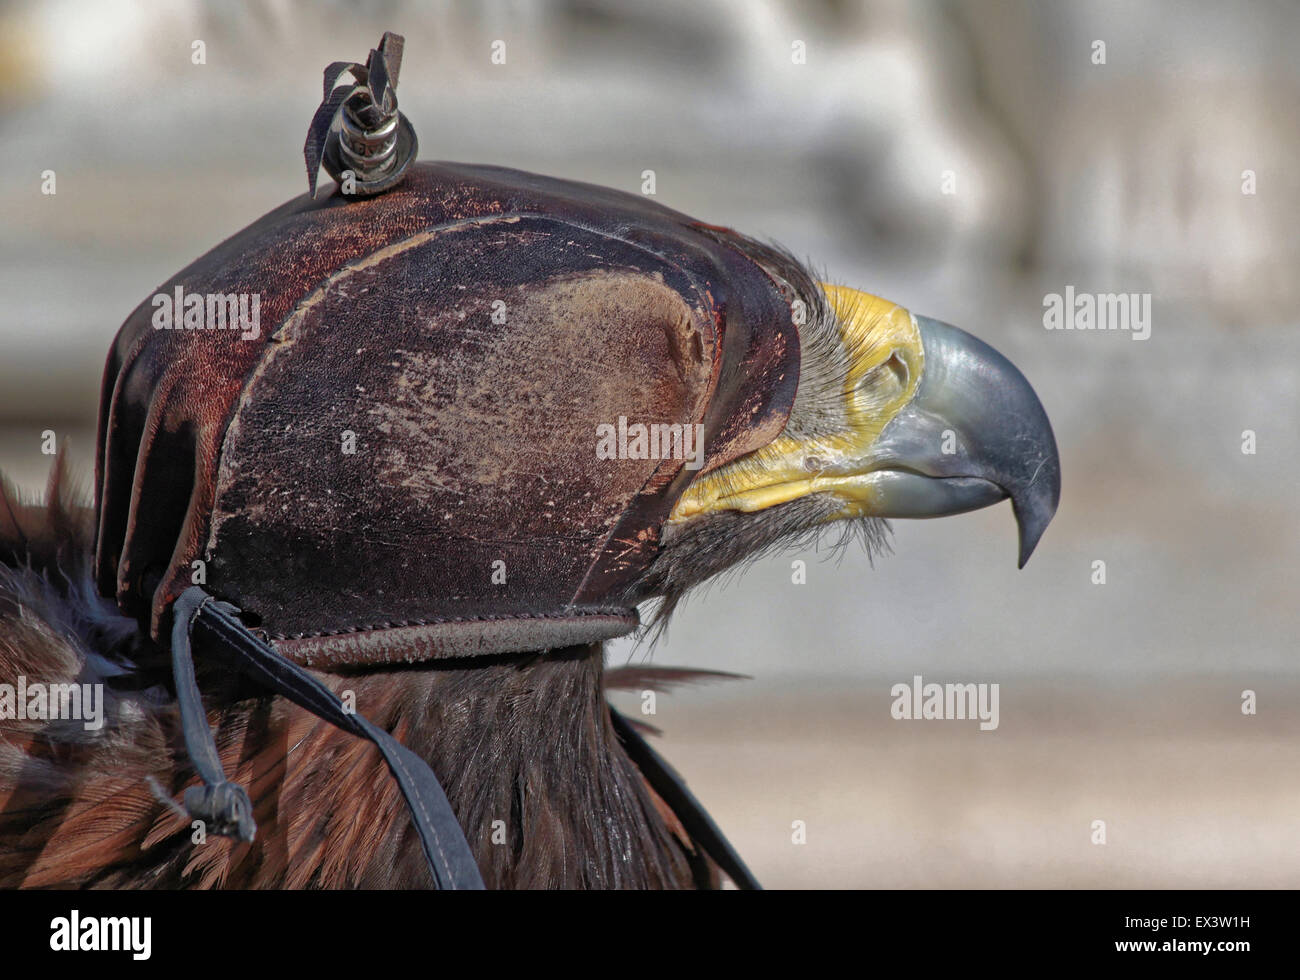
<box><xmin>884</xmin><ymin>352</ymin><xmax>908</xmax><ymax>387</ymax></box>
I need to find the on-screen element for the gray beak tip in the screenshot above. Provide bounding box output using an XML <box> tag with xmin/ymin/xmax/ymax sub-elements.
<box><xmin>1016</xmin><ymin>519</ymin><xmax>1044</xmax><ymax>570</ymax></box>
<box><xmin>1013</xmin><ymin>456</ymin><xmax>1061</xmax><ymax>568</ymax></box>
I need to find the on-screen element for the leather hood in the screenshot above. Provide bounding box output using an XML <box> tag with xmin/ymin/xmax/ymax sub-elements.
<box><xmin>93</xmin><ymin>162</ymin><xmax>800</xmax><ymax>664</ymax></box>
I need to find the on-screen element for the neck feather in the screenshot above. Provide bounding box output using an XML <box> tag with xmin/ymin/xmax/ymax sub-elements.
<box><xmin>190</xmin><ymin>643</ymin><xmax>708</xmax><ymax>888</ymax></box>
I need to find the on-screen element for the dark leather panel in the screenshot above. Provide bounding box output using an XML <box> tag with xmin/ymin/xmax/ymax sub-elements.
<box><xmin>94</xmin><ymin>162</ymin><xmax>800</xmax><ymax>655</ymax></box>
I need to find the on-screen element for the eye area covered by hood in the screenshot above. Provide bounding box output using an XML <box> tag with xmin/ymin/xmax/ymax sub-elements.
<box><xmin>94</xmin><ymin>161</ymin><xmax>805</xmax><ymax>664</ymax></box>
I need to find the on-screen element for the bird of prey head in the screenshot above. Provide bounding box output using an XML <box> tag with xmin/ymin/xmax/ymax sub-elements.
<box><xmin>93</xmin><ymin>162</ymin><xmax>1058</xmax><ymax>662</ymax></box>
<box><xmin>1</xmin><ymin>160</ymin><xmax>1058</xmax><ymax>890</ymax></box>
<box><xmin>637</xmin><ymin>232</ymin><xmax>1059</xmax><ymax>624</ymax></box>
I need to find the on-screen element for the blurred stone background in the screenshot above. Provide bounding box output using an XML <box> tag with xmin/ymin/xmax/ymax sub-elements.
<box><xmin>2</xmin><ymin>0</ymin><xmax>1297</xmax><ymax>887</ymax></box>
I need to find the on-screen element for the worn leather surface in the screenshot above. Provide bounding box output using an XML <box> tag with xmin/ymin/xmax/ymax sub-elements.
<box><xmin>93</xmin><ymin>162</ymin><xmax>799</xmax><ymax>661</ymax></box>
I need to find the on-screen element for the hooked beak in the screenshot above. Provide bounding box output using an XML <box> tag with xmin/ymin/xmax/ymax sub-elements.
<box><xmin>865</xmin><ymin>316</ymin><xmax>1061</xmax><ymax>567</ymax></box>
<box><xmin>670</xmin><ymin>292</ymin><xmax>1061</xmax><ymax>567</ymax></box>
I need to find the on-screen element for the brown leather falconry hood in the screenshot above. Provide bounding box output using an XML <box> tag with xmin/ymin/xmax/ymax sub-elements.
<box><xmin>95</xmin><ymin>152</ymin><xmax>799</xmax><ymax>667</ymax></box>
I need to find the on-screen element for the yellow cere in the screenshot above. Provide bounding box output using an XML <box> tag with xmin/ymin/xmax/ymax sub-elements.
<box><xmin>669</xmin><ymin>286</ymin><xmax>924</xmax><ymax>522</ymax></box>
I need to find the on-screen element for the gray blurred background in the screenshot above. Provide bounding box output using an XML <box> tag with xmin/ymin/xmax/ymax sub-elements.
<box><xmin>2</xmin><ymin>0</ymin><xmax>1297</xmax><ymax>887</ymax></box>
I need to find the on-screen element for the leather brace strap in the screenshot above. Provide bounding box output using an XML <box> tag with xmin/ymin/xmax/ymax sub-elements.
<box><xmin>170</xmin><ymin>592</ymin><xmax>256</xmax><ymax>843</ymax></box>
<box><xmin>169</xmin><ymin>586</ymin><xmax>484</xmax><ymax>890</ymax></box>
<box><xmin>167</xmin><ymin>585</ymin><xmax>755</xmax><ymax>891</ymax></box>
<box><xmin>610</xmin><ymin>707</ymin><xmax>761</xmax><ymax>890</ymax></box>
